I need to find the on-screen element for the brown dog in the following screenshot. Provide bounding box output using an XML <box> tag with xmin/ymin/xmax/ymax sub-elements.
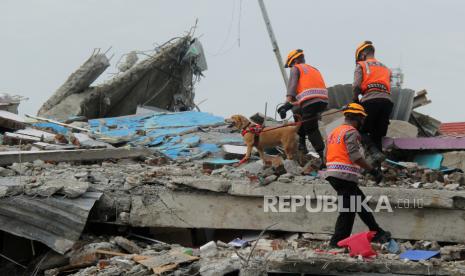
<box><xmin>228</xmin><ymin>114</ymin><xmax>300</xmax><ymax>164</ymax></box>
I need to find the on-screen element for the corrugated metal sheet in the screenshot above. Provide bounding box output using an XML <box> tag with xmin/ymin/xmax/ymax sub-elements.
<box><xmin>327</xmin><ymin>84</ymin><xmax>415</xmax><ymax>121</ymax></box>
<box><xmin>440</xmin><ymin>122</ymin><xmax>465</xmax><ymax>136</ymax></box>
<box><xmin>0</xmin><ymin>192</ymin><xmax>102</xmax><ymax>254</ymax></box>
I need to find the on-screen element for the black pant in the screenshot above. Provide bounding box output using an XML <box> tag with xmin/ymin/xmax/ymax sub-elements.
<box><xmin>293</xmin><ymin>101</ymin><xmax>327</xmax><ymax>153</ymax></box>
<box><xmin>360</xmin><ymin>98</ymin><xmax>393</xmax><ymax>151</ymax></box>
<box><xmin>327</xmin><ymin>176</ymin><xmax>382</xmax><ymax>246</ymax></box>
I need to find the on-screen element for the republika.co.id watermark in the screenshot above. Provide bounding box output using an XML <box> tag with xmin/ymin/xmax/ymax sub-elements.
<box><xmin>263</xmin><ymin>195</ymin><xmax>424</xmax><ymax>213</ymax></box>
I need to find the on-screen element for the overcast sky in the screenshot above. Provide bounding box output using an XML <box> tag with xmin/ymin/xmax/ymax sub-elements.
<box><xmin>1</xmin><ymin>0</ymin><xmax>464</xmax><ymax>122</ymax></box>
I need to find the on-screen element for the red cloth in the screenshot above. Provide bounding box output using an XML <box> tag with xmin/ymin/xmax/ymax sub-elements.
<box><xmin>337</xmin><ymin>231</ymin><xmax>377</xmax><ymax>258</ymax></box>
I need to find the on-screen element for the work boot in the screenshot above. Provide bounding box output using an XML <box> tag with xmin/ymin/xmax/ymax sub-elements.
<box><xmin>372</xmin><ymin>230</ymin><xmax>391</xmax><ymax>244</ymax></box>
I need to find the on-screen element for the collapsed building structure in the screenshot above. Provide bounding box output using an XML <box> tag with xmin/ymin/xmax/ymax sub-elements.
<box><xmin>1</xmin><ymin>34</ymin><xmax>465</xmax><ymax>275</ymax></box>
<box><xmin>37</xmin><ymin>36</ymin><xmax>207</xmax><ymax>120</ymax></box>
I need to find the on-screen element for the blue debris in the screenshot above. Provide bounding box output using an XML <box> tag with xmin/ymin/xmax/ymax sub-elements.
<box><xmin>203</xmin><ymin>158</ymin><xmax>239</xmax><ymax>165</ymax></box>
<box><xmin>387</xmin><ymin>239</ymin><xmax>400</xmax><ymax>254</ymax></box>
<box><xmin>228</xmin><ymin>238</ymin><xmax>250</xmax><ymax>248</ymax></box>
<box><xmin>33</xmin><ymin>122</ymin><xmax>69</xmax><ymax>135</ymax></box>
<box><xmin>182</xmin><ymin>136</ymin><xmax>201</xmax><ymax>147</ymax></box>
<box><xmin>399</xmin><ymin>250</ymin><xmax>440</xmax><ymax>261</ymax></box>
<box><xmin>385</xmin><ymin>159</ymin><xmax>406</xmax><ymax>168</ymax></box>
<box><xmin>89</xmin><ymin>111</ymin><xmax>226</xmax><ymax>160</ymax></box>
<box><xmin>414</xmin><ymin>153</ymin><xmax>444</xmax><ymax>170</ymax></box>
<box><xmin>146</xmin><ymin>136</ymin><xmax>165</xmax><ymax>147</ymax></box>
<box><xmin>199</xmin><ymin>143</ymin><xmax>220</xmax><ymax>153</ymax></box>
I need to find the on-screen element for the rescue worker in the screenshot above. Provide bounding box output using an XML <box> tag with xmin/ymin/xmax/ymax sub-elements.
<box><xmin>325</xmin><ymin>103</ymin><xmax>391</xmax><ymax>247</ymax></box>
<box><xmin>280</xmin><ymin>49</ymin><xmax>328</xmax><ymax>165</ymax></box>
<box><xmin>353</xmin><ymin>41</ymin><xmax>393</xmax><ymax>156</ymax></box>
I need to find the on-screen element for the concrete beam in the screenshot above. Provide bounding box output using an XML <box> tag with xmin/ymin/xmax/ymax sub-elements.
<box><xmin>229</xmin><ymin>181</ymin><xmax>465</xmax><ymax>210</ymax></box>
<box><xmin>129</xmin><ymin>189</ymin><xmax>465</xmax><ymax>242</ymax></box>
<box><xmin>0</xmin><ymin>148</ymin><xmax>152</xmax><ymax>166</ymax></box>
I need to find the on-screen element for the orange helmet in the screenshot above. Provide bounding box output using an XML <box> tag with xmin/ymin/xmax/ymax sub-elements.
<box><xmin>355</xmin><ymin>41</ymin><xmax>374</xmax><ymax>62</ymax></box>
<box><xmin>343</xmin><ymin>103</ymin><xmax>367</xmax><ymax>117</ymax></box>
<box><xmin>285</xmin><ymin>49</ymin><xmax>304</xmax><ymax>68</ymax></box>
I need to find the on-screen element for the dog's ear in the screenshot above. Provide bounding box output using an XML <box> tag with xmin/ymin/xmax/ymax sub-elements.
<box><xmin>239</xmin><ymin>115</ymin><xmax>250</xmax><ymax>129</ymax></box>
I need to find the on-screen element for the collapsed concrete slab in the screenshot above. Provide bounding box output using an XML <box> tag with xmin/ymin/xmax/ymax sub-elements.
<box><xmin>37</xmin><ymin>53</ymin><xmax>110</xmax><ymax>116</ymax></box>
<box><xmin>387</xmin><ymin>120</ymin><xmax>419</xmax><ymax>138</ymax></box>
<box><xmin>0</xmin><ymin>147</ymin><xmax>152</xmax><ymax>166</ymax></box>
<box><xmin>40</xmin><ymin>36</ymin><xmax>206</xmax><ymax>120</ymax></box>
<box><xmin>127</xmin><ymin>183</ymin><xmax>465</xmax><ymax>243</ymax></box>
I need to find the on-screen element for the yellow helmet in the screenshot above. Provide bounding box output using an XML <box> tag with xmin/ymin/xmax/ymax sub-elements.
<box><xmin>284</xmin><ymin>49</ymin><xmax>304</xmax><ymax>68</ymax></box>
<box><xmin>343</xmin><ymin>103</ymin><xmax>367</xmax><ymax>117</ymax></box>
<box><xmin>355</xmin><ymin>41</ymin><xmax>374</xmax><ymax>62</ymax></box>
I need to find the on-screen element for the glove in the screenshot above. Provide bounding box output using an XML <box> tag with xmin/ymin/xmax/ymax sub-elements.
<box><xmin>369</xmin><ymin>168</ymin><xmax>383</xmax><ymax>184</ymax></box>
<box><xmin>278</xmin><ymin>102</ymin><xmax>293</xmax><ymax>120</ymax></box>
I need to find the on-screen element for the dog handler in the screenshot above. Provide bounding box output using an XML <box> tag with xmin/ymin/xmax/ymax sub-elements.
<box><xmin>325</xmin><ymin>103</ymin><xmax>390</xmax><ymax>247</ymax></box>
<box><xmin>281</xmin><ymin>49</ymin><xmax>328</xmax><ymax>165</ymax></box>
<box><xmin>353</xmin><ymin>41</ymin><xmax>393</xmax><ymax>158</ymax></box>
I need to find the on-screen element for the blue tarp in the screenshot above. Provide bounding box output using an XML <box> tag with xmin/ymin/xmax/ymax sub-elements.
<box><xmin>30</xmin><ymin>111</ymin><xmax>241</xmax><ymax>161</ymax></box>
<box><xmin>33</xmin><ymin>122</ymin><xmax>69</xmax><ymax>135</ymax></box>
<box><xmin>88</xmin><ymin>111</ymin><xmax>226</xmax><ymax>160</ymax></box>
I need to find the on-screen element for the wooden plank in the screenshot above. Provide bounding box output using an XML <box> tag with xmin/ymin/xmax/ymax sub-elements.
<box><xmin>0</xmin><ymin>148</ymin><xmax>152</xmax><ymax>166</ymax></box>
<box><xmin>135</xmin><ymin>250</ymin><xmax>199</xmax><ymax>275</ymax></box>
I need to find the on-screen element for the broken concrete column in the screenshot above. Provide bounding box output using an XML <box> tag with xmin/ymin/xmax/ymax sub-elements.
<box><xmin>40</xmin><ymin>36</ymin><xmax>195</xmax><ymax>120</ymax></box>
<box><xmin>387</xmin><ymin>120</ymin><xmax>419</xmax><ymax>138</ymax></box>
<box><xmin>37</xmin><ymin>53</ymin><xmax>110</xmax><ymax>116</ymax></box>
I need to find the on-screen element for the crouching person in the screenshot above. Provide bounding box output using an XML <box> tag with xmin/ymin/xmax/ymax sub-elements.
<box><xmin>325</xmin><ymin>103</ymin><xmax>390</xmax><ymax>248</ymax></box>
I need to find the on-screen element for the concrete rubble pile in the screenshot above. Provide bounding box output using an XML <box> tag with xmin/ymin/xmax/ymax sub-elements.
<box><xmin>1</xmin><ymin>95</ymin><xmax>465</xmax><ymax>274</ymax></box>
<box><xmin>38</xmin><ymin>234</ymin><xmax>465</xmax><ymax>275</ymax></box>
<box><xmin>2</xmin><ymin>37</ymin><xmax>465</xmax><ymax>275</ymax></box>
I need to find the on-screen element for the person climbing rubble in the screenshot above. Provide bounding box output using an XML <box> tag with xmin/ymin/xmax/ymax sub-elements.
<box><xmin>279</xmin><ymin>49</ymin><xmax>328</xmax><ymax>166</ymax></box>
<box><xmin>325</xmin><ymin>103</ymin><xmax>391</xmax><ymax>248</ymax></box>
<box><xmin>353</xmin><ymin>41</ymin><xmax>393</xmax><ymax>165</ymax></box>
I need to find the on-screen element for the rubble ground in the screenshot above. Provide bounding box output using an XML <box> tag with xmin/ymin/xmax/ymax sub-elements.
<box><xmin>1</xmin><ymin>34</ymin><xmax>465</xmax><ymax>275</ymax></box>
<box><xmin>40</xmin><ymin>233</ymin><xmax>465</xmax><ymax>275</ymax></box>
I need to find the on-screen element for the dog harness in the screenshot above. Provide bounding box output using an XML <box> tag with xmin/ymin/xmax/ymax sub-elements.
<box><xmin>241</xmin><ymin>123</ymin><xmax>263</xmax><ymax>146</ymax></box>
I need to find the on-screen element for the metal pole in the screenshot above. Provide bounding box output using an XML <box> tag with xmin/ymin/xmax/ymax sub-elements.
<box><xmin>258</xmin><ymin>0</ymin><xmax>289</xmax><ymax>88</ymax></box>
